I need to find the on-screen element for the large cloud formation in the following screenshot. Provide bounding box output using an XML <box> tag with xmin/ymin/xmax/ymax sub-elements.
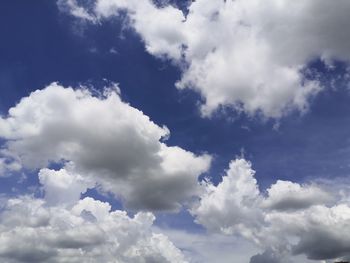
<box><xmin>1</xmin><ymin>84</ymin><xmax>350</xmax><ymax>262</ymax></box>
<box><xmin>60</xmin><ymin>0</ymin><xmax>350</xmax><ymax>118</ymax></box>
<box><xmin>191</xmin><ymin>158</ymin><xmax>350</xmax><ymax>262</ymax></box>
<box><xmin>0</xmin><ymin>168</ymin><xmax>187</xmax><ymax>263</ymax></box>
<box><xmin>0</xmin><ymin>83</ymin><xmax>211</xmax><ymax>211</ymax></box>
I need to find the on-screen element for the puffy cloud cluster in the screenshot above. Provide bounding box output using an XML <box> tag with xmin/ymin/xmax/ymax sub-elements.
<box><xmin>0</xmin><ymin>83</ymin><xmax>211</xmax><ymax>211</ymax></box>
<box><xmin>0</xmin><ymin>168</ymin><xmax>187</xmax><ymax>263</ymax></box>
<box><xmin>38</xmin><ymin>166</ymin><xmax>94</xmax><ymax>206</ymax></box>
<box><xmin>60</xmin><ymin>0</ymin><xmax>350</xmax><ymax>118</ymax></box>
<box><xmin>191</xmin><ymin>159</ymin><xmax>263</xmax><ymax>241</ymax></box>
<box><xmin>191</xmin><ymin>158</ymin><xmax>350</xmax><ymax>262</ymax></box>
<box><xmin>1</xmin><ymin>83</ymin><xmax>350</xmax><ymax>262</ymax></box>
<box><xmin>262</xmin><ymin>180</ymin><xmax>334</xmax><ymax>211</ymax></box>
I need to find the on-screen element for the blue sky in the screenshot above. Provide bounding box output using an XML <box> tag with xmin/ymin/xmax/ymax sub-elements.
<box><xmin>1</xmin><ymin>1</ymin><xmax>350</xmax><ymax>262</ymax></box>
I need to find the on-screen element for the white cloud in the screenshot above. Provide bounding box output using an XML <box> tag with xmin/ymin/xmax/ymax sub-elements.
<box><xmin>267</xmin><ymin>204</ymin><xmax>350</xmax><ymax>260</ymax></box>
<box><xmin>190</xmin><ymin>158</ymin><xmax>350</xmax><ymax>262</ymax></box>
<box><xmin>38</xmin><ymin>165</ymin><xmax>94</xmax><ymax>206</ymax></box>
<box><xmin>262</xmin><ymin>180</ymin><xmax>334</xmax><ymax>211</ymax></box>
<box><xmin>0</xmin><ymin>83</ymin><xmax>211</xmax><ymax>211</ymax></box>
<box><xmin>190</xmin><ymin>159</ymin><xmax>263</xmax><ymax>242</ymax></box>
<box><xmin>57</xmin><ymin>0</ymin><xmax>97</xmax><ymax>22</ymax></box>
<box><xmin>1</xmin><ymin>84</ymin><xmax>344</xmax><ymax>261</ymax></box>
<box><xmin>58</xmin><ymin>0</ymin><xmax>350</xmax><ymax>118</ymax></box>
<box><xmin>0</xmin><ymin>157</ymin><xmax>21</xmax><ymax>177</ymax></box>
<box><xmin>0</xmin><ymin>164</ymin><xmax>187</xmax><ymax>263</ymax></box>
<box><xmin>0</xmin><ymin>195</ymin><xmax>187</xmax><ymax>263</ymax></box>
<box><xmin>95</xmin><ymin>0</ymin><xmax>186</xmax><ymax>60</ymax></box>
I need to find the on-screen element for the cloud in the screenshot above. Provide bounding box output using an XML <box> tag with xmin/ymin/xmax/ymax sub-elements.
<box><xmin>0</xmin><ymin>83</ymin><xmax>211</xmax><ymax>211</ymax></box>
<box><xmin>249</xmin><ymin>249</ymin><xmax>285</xmax><ymax>263</ymax></box>
<box><xmin>190</xmin><ymin>158</ymin><xmax>350</xmax><ymax>261</ymax></box>
<box><xmin>190</xmin><ymin>159</ymin><xmax>263</xmax><ymax>241</ymax></box>
<box><xmin>0</xmin><ymin>157</ymin><xmax>21</xmax><ymax>177</ymax></box>
<box><xmin>0</xmin><ymin>195</ymin><xmax>187</xmax><ymax>263</ymax></box>
<box><xmin>57</xmin><ymin>0</ymin><xmax>350</xmax><ymax>118</ymax></box>
<box><xmin>38</xmin><ymin>165</ymin><xmax>94</xmax><ymax>206</ymax></box>
<box><xmin>57</xmin><ymin>0</ymin><xmax>97</xmax><ymax>22</ymax></box>
<box><xmin>93</xmin><ymin>0</ymin><xmax>186</xmax><ymax>60</ymax></box>
<box><xmin>156</xmin><ymin>227</ymin><xmax>260</xmax><ymax>263</ymax></box>
<box><xmin>262</xmin><ymin>180</ymin><xmax>333</xmax><ymax>211</ymax></box>
<box><xmin>275</xmin><ymin>205</ymin><xmax>350</xmax><ymax>260</ymax></box>
<box><xmin>0</xmin><ymin>164</ymin><xmax>187</xmax><ymax>263</ymax></box>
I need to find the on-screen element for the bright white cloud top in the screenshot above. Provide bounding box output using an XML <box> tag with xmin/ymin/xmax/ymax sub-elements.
<box><xmin>61</xmin><ymin>0</ymin><xmax>350</xmax><ymax>118</ymax></box>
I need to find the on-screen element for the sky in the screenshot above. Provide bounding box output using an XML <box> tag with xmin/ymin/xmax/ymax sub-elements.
<box><xmin>1</xmin><ymin>0</ymin><xmax>350</xmax><ymax>262</ymax></box>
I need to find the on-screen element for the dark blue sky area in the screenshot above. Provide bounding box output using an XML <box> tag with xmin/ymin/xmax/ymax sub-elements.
<box><xmin>1</xmin><ymin>0</ymin><xmax>350</xmax><ymax>199</ymax></box>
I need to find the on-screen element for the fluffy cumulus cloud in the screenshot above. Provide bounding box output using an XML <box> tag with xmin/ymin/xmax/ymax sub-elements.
<box><xmin>60</xmin><ymin>0</ymin><xmax>350</xmax><ymax>118</ymax></box>
<box><xmin>38</xmin><ymin>166</ymin><xmax>94</xmax><ymax>206</ymax></box>
<box><xmin>2</xmin><ymin>84</ymin><xmax>349</xmax><ymax>262</ymax></box>
<box><xmin>0</xmin><ymin>168</ymin><xmax>187</xmax><ymax>263</ymax></box>
<box><xmin>191</xmin><ymin>159</ymin><xmax>263</xmax><ymax>241</ymax></box>
<box><xmin>0</xmin><ymin>83</ymin><xmax>211</xmax><ymax>211</ymax></box>
<box><xmin>190</xmin><ymin>158</ymin><xmax>350</xmax><ymax>262</ymax></box>
<box><xmin>262</xmin><ymin>180</ymin><xmax>334</xmax><ymax>211</ymax></box>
